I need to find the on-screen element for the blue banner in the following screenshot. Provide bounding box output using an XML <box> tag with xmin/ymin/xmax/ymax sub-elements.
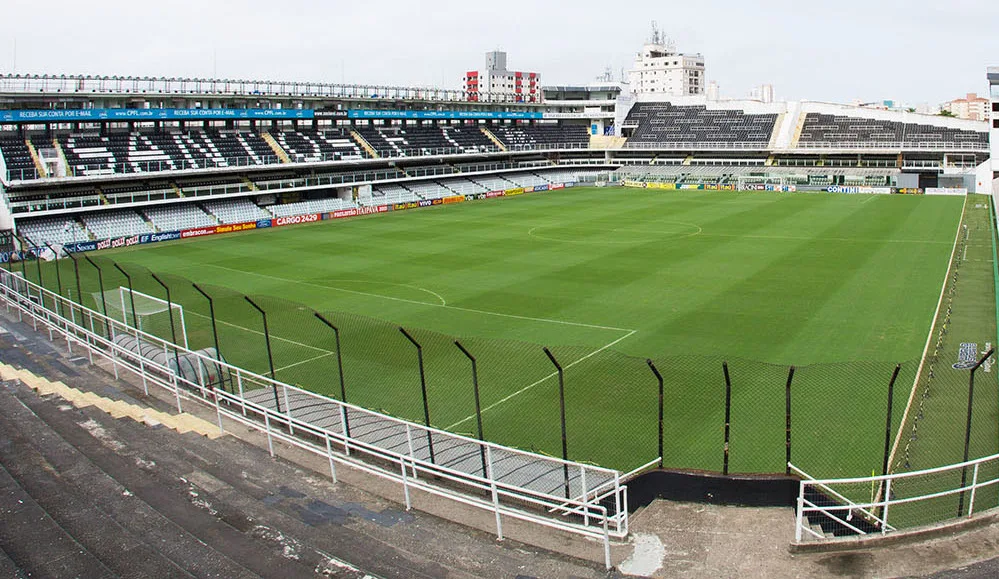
<box><xmin>256</xmin><ymin>219</ymin><xmax>273</xmax><ymax>229</ymax></box>
<box><xmin>347</xmin><ymin>109</ymin><xmax>543</xmax><ymax>120</ymax></box>
<box><xmin>0</xmin><ymin>108</ymin><xmax>314</xmax><ymax>123</ymax></box>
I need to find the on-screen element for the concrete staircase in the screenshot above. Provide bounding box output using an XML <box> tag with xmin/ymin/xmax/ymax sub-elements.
<box><xmin>0</xmin><ymin>363</ymin><xmax>223</xmax><ymax>439</ymax></box>
<box><xmin>350</xmin><ymin>130</ymin><xmax>380</xmax><ymax>158</ymax></box>
<box><xmin>480</xmin><ymin>127</ymin><xmax>507</xmax><ymax>151</ymax></box>
<box><xmin>260</xmin><ymin>132</ymin><xmax>291</xmax><ymax>164</ymax></box>
<box><xmin>24</xmin><ymin>139</ymin><xmax>48</xmax><ymax>178</ymax></box>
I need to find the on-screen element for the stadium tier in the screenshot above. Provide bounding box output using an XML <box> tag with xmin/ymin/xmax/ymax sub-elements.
<box><xmin>624</xmin><ymin>102</ymin><xmax>779</xmax><ymax>147</ymax></box>
<box><xmin>798</xmin><ymin>113</ymin><xmax>990</xmax><ymax>149</ymax></box>
<box><xmin>492</xmin><ymin>124</ymin><xmax>590</xmax><ymax>149</ymax></box>
<box><xmin>9</xmin><ymin>169</ymin><xmax>593</xmax><ymax>247</ymax></box>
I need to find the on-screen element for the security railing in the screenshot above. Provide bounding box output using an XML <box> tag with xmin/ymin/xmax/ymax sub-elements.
<box><xmin>0</xmin><ymin>266</ymin><xmax>627</xmax><ymax>568</ymax></box>
<box><xmin>791</xmin><ymin>454</ymin><xmax>999</xmax><ymax>543</ymax></box>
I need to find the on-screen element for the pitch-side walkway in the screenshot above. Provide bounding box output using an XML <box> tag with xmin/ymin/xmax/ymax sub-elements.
<box><xmin>3</xmin><ymin>306</ymin><xmax>999</xmax><ymax>578</ymax></box>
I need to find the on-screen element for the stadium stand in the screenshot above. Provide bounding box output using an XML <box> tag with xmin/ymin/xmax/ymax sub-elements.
<box><xmin>142</xmin><ymin>204</ymin><xmax>217</xmax><ymax>232</ymax></box>
<box><xmin>201</xmin><ymin>198</ymin><xmax>273</xmax><ymax>224</ymax></box>
<box><xmin>625</xmin><ymin>102</ymin><xmax>778</xmax><ymax>147</ymax></box>
<box><xmin>797</xmin><ymin>113</ymin><xmax>990</xmax><ymax>149</ymax></box>
<box><xmin>273</xmin><ymin>128</ymin><xmax>366</xmax><ymax>163</ymax></box>
<box><xmin>371</xmin><ymin>184</ymin><xmax>421</xmax><ymax>205</ymax></box>
<box><xmin>80</xmin><ymin>210</ymin><xmax>152</xmax><ymax>239</ymax></box>
<box><xmin>268</xmin><ymin>198</ymin><xmax>357</xmax><ymax>216</ymax></box>
<box><xmin>353</xmin><ymin>125</ymin><xmax>497</xmax><ymax>157</ymax></box>
<box><xmin>16</xmin><ymin>216</ymin><xmax>91</xmax><ymax>245</ymax></box>
<box><xmin>0</xmin><ymin>136</ymin><xmax>38</xmax><ymax>180</ymax></box>
<box><xmin>492</xmin><ymin>124</ymin><xmax>589</xmax><ymax>149</ymax></box>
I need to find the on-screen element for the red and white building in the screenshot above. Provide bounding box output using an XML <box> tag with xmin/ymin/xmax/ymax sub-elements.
<box><xmin>465</xmin><ymin>51</ymin><xmax>540</xmax><ymax>103</ymax></box>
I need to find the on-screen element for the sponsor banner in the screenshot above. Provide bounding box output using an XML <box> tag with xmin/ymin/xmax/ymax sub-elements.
<box><xmin>138</xmin><ymin>231</ymin><xmax>182</xmax><ymax>244</ymax></box>
<box><xmin>534</xmin><ymin>184</ymin><xmax>550</xmax><ymax>192</ymax></box>
<box><xmin>274</xmin><ymin>213</ymin><xmax>321</xmax><ymax>227</ymax></box>
<box><xmin>765</xmin><ymin>184</ymin><xmax>798</xmax><ymax>193</ymax></box>
<box><xmin>564</xmin><ymin>182</ymin><xmax>575</xmax><ymax>188</ymax></box>
<box><xmin>0</xmin><ymin>249</ymin><xmax>40</xmax><ymax>263</ymax></box>
<box><xmin>393</xmin><ymin>202</ymin><xmax>419</xmax><ymax>211</ymax></box>
<box><xmin>897</xmin><ymin>187</ymin><xmax>924</xmax><ymax>195</ymax></box>
<box><xmin>64</xmin><ymin>241</ymin><xmax>98</xmax><ymax>253</ymax></box>
<box><xmin>706</xmin><ymin>184</ymin><xmax>720</xmax><ymax>191</ymax></box>
<box><xmin>257</xmin><ymin>219</ymin><xmax>273</xmax><ymax>229</ymax></box>
<box><xmin>331</xmin><ymin>205</ymin><xmax>389</xmax><ymax>219</ymax></box>
<box><xmin>550</xmin><ymin>183</ymin><xmax>565</xmax><ymax>191</ymax></box>
<box><xmin>485</xmin><ymin>190</ymin><xmax>506</xmax><ymax>198</ymax></box>
<box><xmin>826</xmin><ymin>186</ymin><xmax>893</xmax><ymax>195</ymax></box>
<box><xmin>746</xmin><ymin>184</ymin><xmax>767</xmax><ymax>191</ymax></box>
<box><xmin>925</xmin><ymin>187</ymin><xmax>968</xmax><ymax>196</ymax></box>
<box><xmin>313</xmin><ymin>109</ymin><xmax>349</xmax><ymax>119</ymax></box>
<box><xmin>679</xmin><ymin>184</ymin><xmax>704</xmax><ymax>190</ymax></box>
<box><xmin>215</xmin><ymin>222</ymin><xmax>258</xmax><ymax>234</ymax></box>
<box><xmin>721</xmin><ymin>184</ymin><xmax>736</xmax><ymax>191</ymax></box>
<box><xmin>347</xmin><ymin>109</ymin><xmax>543</xmax><ymax>120</ymax></box>
<box><xmin>442</xmin><ymin>195</ymin><xmax>465</xmax><ymax>205</ymax></box>
<box><xmin>0</xmin><ymin>107</ymin><xmax>313</xmax><ymax>124</ymax></box>
<box><xmin>181</xmin><ymin>227</ymin><xmax>219</xmax><ymax>239</ymax></box>
<box><xmin>505</xmin><ymin>188</ymin><xmax>526</xmax><ymax>197</ymax></box>
<box><xmin>96</xmin><ymin>235</ymin><xmax>142</xmax><ymax>251</ymax></box>
<box><xmin>623</xmin><ymin>180</ymin><xmax>646</xmax><ymax>188</ymax></box>
<box><xmin>431</xmin><ymin>198</ymin><xmax>443</xmax><ymax>206</ymax></box>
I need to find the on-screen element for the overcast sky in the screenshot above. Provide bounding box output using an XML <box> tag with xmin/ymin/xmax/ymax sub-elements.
<box><xmin>2</xmin><ymin>0</ymin><xmax>997</xmax><ymax>106</ymax></box>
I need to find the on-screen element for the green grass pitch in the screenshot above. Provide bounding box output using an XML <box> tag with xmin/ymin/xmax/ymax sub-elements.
<box><xmin>41</xmin><ymin>187</ymin><xmax>969</xmax><ymax>476</ymax></box>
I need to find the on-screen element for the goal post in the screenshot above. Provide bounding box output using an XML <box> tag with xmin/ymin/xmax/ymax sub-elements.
<box><xmin>93</xmin><ymin>287</ymin><xmax>188</xmax><ymax>349</ymax></box>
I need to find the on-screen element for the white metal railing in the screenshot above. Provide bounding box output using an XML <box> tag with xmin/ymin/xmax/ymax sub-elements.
<box><xmin>0</xmin><ymin>267</ymin><xmax>627</xmax><ymax>568</ymax></box>
<box><xmin>0</xmin><ymin>74</ymin><xmax>533</xmax><ymax>104</ymax></box>
<box><xmin>790</xmin><ymin>456</ymin><xmax>999</xmax><ymax>543</ymax></box>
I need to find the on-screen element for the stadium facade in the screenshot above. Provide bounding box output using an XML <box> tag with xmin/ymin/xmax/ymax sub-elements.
<box><xmin>0</xmin><ymin>70</ymin><xmax>991</xmax><ymax>255</ymax></box>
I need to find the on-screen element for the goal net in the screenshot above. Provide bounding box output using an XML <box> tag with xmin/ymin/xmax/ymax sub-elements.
<box><xmin>93</xmin><ymin>287</ymin><xmax>188</xmax><ymax>349</ymax></box>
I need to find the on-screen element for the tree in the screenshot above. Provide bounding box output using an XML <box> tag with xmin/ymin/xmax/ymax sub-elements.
<box><xmin>938</xmin><ymin>109</ymin><xmax>955</xmax><ymax>117</ymax></box>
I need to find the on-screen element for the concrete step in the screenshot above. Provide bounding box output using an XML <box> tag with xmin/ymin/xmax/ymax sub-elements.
<box><xmin>0</xmin><ymin>385</ymin><xmax>265</xmax><ymax>579</ymax></box>
<box><xmin>5</xmin><ymin>382</ymin><xmax>323</xmax><ymax>578</ymax></box>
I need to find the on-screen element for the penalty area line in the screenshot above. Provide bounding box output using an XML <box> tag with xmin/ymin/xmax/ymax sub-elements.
<box><xmin>445</xmin><ymin>329</ymin><xmax>638</xmax><ymax>431</ymax></box>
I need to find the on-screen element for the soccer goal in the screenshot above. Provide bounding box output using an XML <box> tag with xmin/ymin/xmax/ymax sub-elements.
<box><xmin>93</xmin><ymin>287</ymin><xmax>188</xmax><ymax>349</ymax></box>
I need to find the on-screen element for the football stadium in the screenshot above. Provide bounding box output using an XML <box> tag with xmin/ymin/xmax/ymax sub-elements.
<box><xmin>1</xmin><ymin>30</ymin><xmax>999</xmax><ymax>574</ymax></box>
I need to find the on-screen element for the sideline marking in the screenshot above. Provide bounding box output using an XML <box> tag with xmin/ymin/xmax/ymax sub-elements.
<box><xmin>446</xmin><ymin>329</ymin><xmax>638</xmax><ymax>431</ymax></box>
<box><xmin>201</xmin><ymin>263</ymin><xmax>632</xmax><ymax>332</ymax></box>
<box><xmin>186</xmin><ymin>310</ymin><xmax>333</xmax><ymax>354</ymax></box>
<box><xmin>885</xmin><ymin>195</ymin><xmax>968</xmax><ymax>474</ymax></box>
<box><xmin>323</xmin><ymin>278</ymin><xmax>446</xmax><ymax>306</ymax></box>
<box><xmin>274</xmin><ymin>352</ymin><xmax>336</xmax><ymax>373</ymax></box>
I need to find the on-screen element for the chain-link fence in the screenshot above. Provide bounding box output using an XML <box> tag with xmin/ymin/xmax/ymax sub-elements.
<box><xmin>0</xmin><ymin>247</ymin><xmax>991</xmax><ymax>485</ymax></box>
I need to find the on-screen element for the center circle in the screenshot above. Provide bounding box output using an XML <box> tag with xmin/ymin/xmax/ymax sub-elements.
<box><xmin>529</xmin><ymin>221</ymin><xmax>702</xmax><ymax>245</ymax></box>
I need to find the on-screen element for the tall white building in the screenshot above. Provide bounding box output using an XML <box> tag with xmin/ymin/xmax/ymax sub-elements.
<box><xmin>749</xmin><ymin>84</ymin><xmax>775</xmax><ymax>104</ymax></box>
<box><xmin>627</xmin><ymin>25</ymin><xmax>705</xmax><ymax>97</ymax></box>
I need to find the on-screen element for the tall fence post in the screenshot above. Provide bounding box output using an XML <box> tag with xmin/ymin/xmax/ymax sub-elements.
<box><xmin>646</xmin><ymin>359</ymin><xmax>664</xmax><ymax>469</ymax></box>
<box><xmin>65</xmin><ymin>250</ymin><xmax>83</xmax><ymax>314</ymax></box>
<box><xmin>882</xmin><ymin>364</ymin><xmax>902</xmax><ymax>477</ymax></box>
<box><xmin>20</xmin><ymin>234</ymin><xmax>43</xmax><ymax>296</ymax></box>
<box><xmin>244</xmin><ymin>296</ymin><xmax>281</xmax><ymax>413</ymax></box>
<box><xmin>543</xmin><ymin>347</ymin><xmax>570</xmax><ymax>499</ymax></box>
<box><xmin>399</xmin><ymin>327</ymin><xmax>435</xmax><ymax>464</ymax></box>
<box><xmin>44</xmin><ymin>244</ymin><xmax>64</xmax><ymax>317</ymax></box>
<box><xmin>151</xmin><ymin>273</ymin><xmax>182</xmax><ymax>377</ymax></box>
<box><xmin>455</xmin><ymin>340</ymin><xmax>487</xmax><ymax>478</ymax></box>
<box><xmin>315</xmin><ymin>312</ymin><xmax>350</xmax><ymax>439</ymax></box>
<box><xmin>82</xmin><ymin>254</ymin><xmax>110</xmax><ymax>336</ymax></box>
<box><xmin>112</xmin><ymin>262</ymin><xmax>138</xmax><ymax>329</ymax></box>
<box><xmin>192</xmin><ymin>283</ymin><xmax>226</xmax><ymax>392</ymax></box>
<box><xmin>785</xmin><ymin>365</ymin><xmax>795</xmax><ymax>475</ymax></box>
<box><xmin>958</xmin><ymin>348</ymin><xmax>995</xmax><ymax>517</ymax></box>
<box><xmin>723</xmin><ymin>361</ymin><xmax>732</xmax><ymax>476</ymax></box>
